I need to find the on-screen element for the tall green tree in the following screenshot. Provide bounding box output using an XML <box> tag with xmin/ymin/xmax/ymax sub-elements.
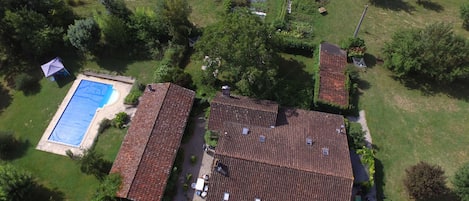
<box><xmin>383</xmin><ymin>23</ymin><xmax>469</xmax><ymax>82</ymax></box>
<box><xmin>92</xmin><ymin>174</ymin><xmax>121</xmax><ymax>201</ymax></box>
<box><xmin>195</xmin><ymin>9</ymin><xmax>278</xmax><ymax>98</ymax></box>
<box><xmin>0</xmin><ymin>164</ymin><xmax>34</xmax><ymax>201</ymax></box>
<box><xmin>453</xmin><ymin>162</ymin><xmax>469</xmax><ymax>201</ymax></box>
<box><xmin>163</xmin><ymin>0</ymin><xmax>192</xmax><ymax>45</ymax></box>
<box><xmin>461</xmin><ymin>4</ymin><xmax>469</xmax><ymax>30</ymax></box>
<box><xmin>128</xmin><ymin>7</ymin><xmax>169</xmax><ymax>58</ymax></box>
<box><xmin>100</xmin><ymin>0</ymin><xmax>131</xmax><ymax>20</ymax></box>
<box><xmin>1</xmin><ymin>8</ymin><xmax>63</xmax><ymax>60</ymax></box>
<box><xmin>403</xmin><ymin>161</ymin><xmax>448</xmax><ymax>201</ymax></box>
<box><xmin>95</xmin><ymin>14</ymin><xmax>130</xmax><ymax>50</ymax></box>
<box><xmin>67</xmin><ymin>18</ymin><xmax>101</xmax><ymax>52</ymax></box>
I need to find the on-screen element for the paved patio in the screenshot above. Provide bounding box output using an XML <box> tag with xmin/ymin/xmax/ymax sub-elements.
<box><xmin>174</xmin><ymin>115</ymin><xmax>215</xmax><ymax>201</ymax></box>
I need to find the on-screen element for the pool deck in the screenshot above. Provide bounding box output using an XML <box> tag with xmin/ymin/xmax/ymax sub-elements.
<box><xmin>36</xmin><ymin>74</ymin><xmax>136</xmax><ymax>156</ymax></box>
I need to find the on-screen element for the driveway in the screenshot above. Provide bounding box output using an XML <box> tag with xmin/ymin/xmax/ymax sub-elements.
<box><xmin>174</xmin><ymin>115</ymin><xmax>214</xmax><ymax>201</ymax></box>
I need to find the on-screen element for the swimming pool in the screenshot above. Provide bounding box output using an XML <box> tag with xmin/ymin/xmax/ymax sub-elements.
<box><xmin>48</xmin><ymin>80</ymin><xmax>114</xmax><ymax>146</ymax></box>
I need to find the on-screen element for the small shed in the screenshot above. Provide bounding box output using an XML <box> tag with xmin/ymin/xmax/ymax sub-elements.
<box><xmin>41</xmin><ymin>57</ymin><xmax>70</xmax><ymax>81</ymax></box>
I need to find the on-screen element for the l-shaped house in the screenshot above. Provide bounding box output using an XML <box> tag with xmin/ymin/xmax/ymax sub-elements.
<box><xmin>110</xmin><ymin>83</ymin><xmax>195</xmax><ymax>201</ymax></box>
<box><xmin>206</xmin><ymin>88</ymin><xmax>354</xmax><ymax>201</ymax></box>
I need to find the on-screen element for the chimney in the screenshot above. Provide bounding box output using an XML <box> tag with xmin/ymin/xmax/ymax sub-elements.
<box><xmin>222</xmin><ymin>85</ymin><xmax>231</xmax><ymax>97</ymax></box>
<box><xmin>147</xmin><ymin>84</ymin><xmax>155</xmax><ymax>92</ymax></box>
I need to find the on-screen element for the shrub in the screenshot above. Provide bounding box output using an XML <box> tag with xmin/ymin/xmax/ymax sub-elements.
<box><xmin>124</xmin><ymin>90</ymin><xmax>142</xmax><ymax>105</ymax></box>
<box><xmin>223</xmin><ymin>0</ymin><xmax>233</xmax><ymax>13</ymax></box>
<box><xmin>204</xmin><ymin>130</ymin><xmax>218</xmax><ymax>147</ymax></box>
<box><xmin>347</xmin><ymin>122</ymin><xmax>366</xmax><ymax>150</ymax></box>
<box><xmin>356</xmin><ymin>147</ymin><xmax>375</xmax><ymax>191</ymax></box>
<box><xmin>112</xmin><ymin>112</ymin><xmax>128</xmax><ymax>129</ymax></box>
<box><xmin>460</xmin><ymin>4</ymin><xmax>469</xmax><ymax>30</ymax></box>
<box><xmin>190</xmin><ymin>155</ymin><xmax>197</xmax><ymax>165</ymax></box>
<box><xmin>92</xmin><ymin>174</ymin><xmax>122</xmax><ymax>201</ymax></box>
<box><xmin>78</xmin><ymin>149</ymin><xmax>111</xmax><ymax>180</ymax></box>
<box><xmin>98</xmin><ymin>118</ymin><xmax>112</xmax><ymax>134</ymax></box>
<box><xmin>13</xmin><ymin>73</ymin><xmax>35</xmax><ymax>91</ymax></box>
<box><xmin>403</xmin><ymin>161</ymin><xmax>448</xmax><ymax>200</ymax></box>
<box><xmin>0</xmin><ymin>164</ymin><xmax>35</xmax><ymax>201</ymax></box>
<box><xmin>341</xmin><ymin>37</ymin><xmax>366</xmax><ymax>58</ymax></box>
<box><xmin>452</xmin><ymin>162</ymin><xmax>469</xmax><ymax>201</ymax></box>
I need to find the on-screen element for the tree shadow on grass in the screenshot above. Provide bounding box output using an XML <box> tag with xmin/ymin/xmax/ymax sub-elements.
<box><xmin>0</xmin><ymin>85</ymin><xmax>12</xmax><ymax>114</ymax></box>
<box><xmin>93</xmin><ymin>57</ymin><xmax>133</xmax><ymax>74</ymax></box>
<box><xmin>273</xmin><ymin>57</ymin><xmax>314</xmax><ymax>109</ymax></box>
<box><xmin>27</xmin><ymin>183</ymin><xmax>65</xmax><ymax>201</ymax></box>
<box><xmin>2</xmin><ymin>138</ymin><xmax>30</xmax><ymax>161</ymax></box>
<box><xmin>396</xmin><ymin>75</ymin><xmax>469</xmax><ymax>102</ymax></box>
<box><xmin>369</xmin><ymin>0</ymin><xmax>416</xmax><ymax>13</ymax></box>
<box><xmin>417</xmin><ymin>0</ymin><xmax>444</xmax><ymax>12</ymax></box>
<box><xmin>364</xmin><ymin>53</ymin><xmax>377</xmax><ymax>69</ymax></box>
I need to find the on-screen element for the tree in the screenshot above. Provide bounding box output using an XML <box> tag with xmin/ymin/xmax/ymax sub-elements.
<box><xmin>383</xmin><ymin>23</ymin><xmax>469</xmax><ymax>83</ymax></box>
<box><xmin>453</xmin><ymin>162</ymin><xmax>469</xmax><ymax>201</ymax></box>
<box><xmin>92</xmin><ymin>174</ymin><xmax>121</xmax><ymax>201</ymax></box>
<box><xmin>163</xmin><ymin>0</ymin><xmax>192</xmax><ymax>45</ymax></box>
<box><xmin>67</xmin><ymin>18</ymin><xmax>101</xmax><ymax>52</ymax></box>
<box><xmin>0</xmin><ymin>164</ymin><xmax>34</xmax><ymax>201</ymax></box>
<box><xmin>195</xmin><ymin>9</ymin><xmax>279</xmax><ymax>99</ymax></box>
<box><xmin>403</xmin><ymin>161</ymin><xmax>448</xmax><ymax>200</ymax></box>
<box><xmin>461</xmin><ymin>4</ymin><xmax>469</xmax><ymax>30</ymax></box>
<box><xmin>94</xmin><ymin>14</ymin><xmax>130</xmax><ymax>50</ymax></box>
<box><xmin>78</xmin><ymin>149</ymin><xmax>111</xmax><ymax>180</ymax></box>
<box><xmin>154</xmin><ymin>61</ymin><xmax>192</xmax><ymax>87</ymax></box>
<box><xmin>128</xmin><ymin>7</ymin><xmax>169</xmax><ymax>58</ymax></box>
<box><xmin>100</xmin><ymin>0</ymin><xmax>131</xmax><ymax>20</ymax></box>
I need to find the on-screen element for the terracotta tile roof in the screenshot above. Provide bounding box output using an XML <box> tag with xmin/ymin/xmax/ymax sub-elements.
<box><xmin>318</xmin><ymin>42</ymin><xmax>349</xmax><ymax>107</ymax></box>
<box><xmin>207</xmin><ymin>108</ymin><xmax>353</xmax><ymax>201</ymax></box>
<box><xmin>110</xmin><ymin>83</ymin><xmax>194</xmax><ymax>201</ymax></box>
<box><xmin>208</xmin><ymin>92</ymin><xmax>279</xmax><ymax>132</ymax></box>
<box><xmin>207</xmin><ymin>155</ymin><xmax>353</xmax><ymax>201</ymax></box>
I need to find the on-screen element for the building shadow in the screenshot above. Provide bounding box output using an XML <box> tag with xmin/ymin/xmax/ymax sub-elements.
<box><xmin>417</xmin><ymin>0</ymin><xmax>444</xmax><ymax>12</ymax></box>
<box><xmin>374</xmin><ymin>158</ymin><xmax>385</xmax><ymax>201</ymax></box>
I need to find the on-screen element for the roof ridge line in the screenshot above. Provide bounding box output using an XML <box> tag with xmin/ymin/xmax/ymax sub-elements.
<box><xmin>127</xmin><ymin>83</ymin><xmax>171</xmax><ymax>197</ymax></box>
<box><xmin>212</xmin><ymin>101</ymin><xmax>279</xmax><ymax>113</ymax></box>
<box><xmin>216</xmin><ymin>153</ymin><xmax>354</xmax><ymax>180</ymax></box>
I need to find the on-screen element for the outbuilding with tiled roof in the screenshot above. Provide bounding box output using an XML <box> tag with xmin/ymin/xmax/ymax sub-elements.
<box><xmin>317</xmin><ymin>42</ymin><xmax>349</xmax><ymax>108</ymax></box>
<box><xmin>110</xmin><ymin>83</ymin><xmax>195</xmax><ymax>201</ymax></box>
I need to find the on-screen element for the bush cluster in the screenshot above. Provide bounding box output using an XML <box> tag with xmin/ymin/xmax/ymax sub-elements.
<box><xmin>112</xmin><ymin>112</ymin><xmax>128</xmax><ymax>129</ymax></box>
<box><xmin>98</xmin><ymin>118</ymin><xmax>112</xmax><ymax>134</ymax></box>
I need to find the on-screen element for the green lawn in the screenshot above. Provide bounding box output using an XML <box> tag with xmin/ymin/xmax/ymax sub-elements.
<box><xmin>310</xmin><ymin>1</ymin><xmax>469</xmax><ymax>200</ymax></box>
<box><xmin>360</xmin><ymin>66</ymin><xmax>469</xmax><ymax>201</ymax></box>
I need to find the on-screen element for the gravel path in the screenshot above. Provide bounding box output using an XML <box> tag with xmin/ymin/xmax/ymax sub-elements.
<box><xmin>347</xmin><ymin>110</ymin><xmax>376</xmax><ymax>201</ymax></box>
<box><xmin>348</xmin><ymin>110</ymin><xmax>372</xmax><ymax>148</ymax></box>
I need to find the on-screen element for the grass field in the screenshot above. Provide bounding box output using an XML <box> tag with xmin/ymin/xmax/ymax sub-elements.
<box><xmin>310</xmin><ymin>1</ymin><xmax>469</xmax><ymax>200</ymax></box>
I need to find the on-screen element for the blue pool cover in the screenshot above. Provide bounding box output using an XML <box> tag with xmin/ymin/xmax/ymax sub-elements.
<box><xmin>48</xmin><ymin>80</ymin><xmax>113</xmax><ymax>146</ymax></box>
